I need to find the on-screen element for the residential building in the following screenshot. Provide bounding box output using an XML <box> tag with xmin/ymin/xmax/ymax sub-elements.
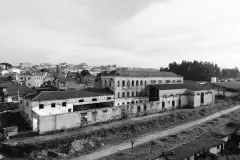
<box><xmin>7</xmin><ymin>68</ymin><xmax>21</xmax><ymax>74</ymax></box>
<box><xmin>54</xmin><ymin>77</ymin><xmax>85</xmax><ymax>91</ymax></box>
<box><xmin>82</xmin><ymin>75</ymin><xmax>96</xmax><ymax>88</ymax></box>
<box><xmin>19</xmin><ymin>89</ymin><xmax>115</xmax><ymax>133</ymax></box>
<box><xmin>0</xmin><ymin>70</ymin><xmax>9</xmax><ymax>76</ymax></box>
<box><xmin>100</xmin><ymin>69</ymin><xmax>184</xmax><ymax>106</ymax></box>
<box><xmin>19</xmin><ymin>62</ymin><xmax>32</xmax><ymax>69</ymax></box>
<box><xmin>149</xmin><ymin>84</ymin><xmax>215</xmax><ymax>109</ymax></box>
<box><xmin>18</xmin><ymin>72</ymin><xmax>45</xmax><ymax>88</ymax></box>
<box><xmin>155</xmin><ymin>133</ymin><xmax>226</xmax><ymax>160</ymax></box>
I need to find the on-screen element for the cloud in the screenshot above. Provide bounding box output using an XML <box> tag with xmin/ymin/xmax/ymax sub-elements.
<box><xmin>0</xmin><ymin>0</ymin><xmax>240</xmax><ymax>68</ymax></box>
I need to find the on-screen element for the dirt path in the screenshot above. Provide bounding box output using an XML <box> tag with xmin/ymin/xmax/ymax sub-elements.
<box><xmin>70</xmin><ymin>105</ymin><xmax>240</xmax><ymax>160</ymax></box>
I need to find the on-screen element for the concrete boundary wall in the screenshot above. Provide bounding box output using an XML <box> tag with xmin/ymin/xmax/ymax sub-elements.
<box><xmin>34</xmin><ymin>98</ymin><xmax>209</xmax><ymax>133</ymax></box>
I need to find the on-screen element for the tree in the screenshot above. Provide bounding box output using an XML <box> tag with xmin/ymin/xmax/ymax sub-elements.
<box><xmin>80</xmin><ymin>70</ymin><xmax>91</xmax><ymax>77</ymax></box>
<box><xmin>0</xmin><ymin>62</ymin><xmax>12</xmax><ymax>69</ymax></box>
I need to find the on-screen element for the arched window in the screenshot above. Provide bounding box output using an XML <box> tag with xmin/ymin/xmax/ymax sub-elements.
<box><xmin>136</xmin><ymin>91</ymin><xmax>139</xmax><ymax>96</ymax></box>
<box><xmin>136</xmin><ymin>80</ymin><xmax>139</xmax><ymax>86</ymax></box>
<box><xmin>118</xmin><ymin>81</ymin><xmax>120</xmax><ymax>87</ymax></box>
<box><xmin>127</xmin><ymin>80</ymin><xmax>130</xmax><ymax>86</ymax></box>
<box><xmin>140</xmin><ymin>80</ymin><xmax>143</xmax><ymax>86</ymax></box>
<box><xmin>105</xmin><ymin>80</ymin><xmax>107</xmax><ymax>86</ymax></box>
<box><xmin>132</xmin><ymin>80</ymin><xmax>134</xmax><ymax>86</ymax></box>
<box><xmin>122</xmin><ymin>80</ymin><xmax>125</xmax><ymax>86</ymax></box>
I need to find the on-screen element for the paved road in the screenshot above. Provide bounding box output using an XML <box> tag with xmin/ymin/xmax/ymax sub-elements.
<box><xmin>71</xmin><ymin>105</ymin><xmax>240</xmax><ymax>160</ymax></box>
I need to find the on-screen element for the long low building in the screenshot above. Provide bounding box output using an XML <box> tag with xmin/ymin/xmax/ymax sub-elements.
<box><xmin>19</xmin><ymin>89</ymin><xmax>115</xmax><ymax>133</ymax></box>
<box><xmin>149</xmin><ymin>84</ymin><xmax>215</xmax><ymax>109</ymax></box>
<box><xmin>211</xmin><ymin>81</ymin><xmax>240</xmax><ymax>97</ymax></box>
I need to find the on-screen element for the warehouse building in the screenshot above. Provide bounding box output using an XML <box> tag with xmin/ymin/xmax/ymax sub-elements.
<box><xmin>149</xmin><ymin>84</ymin><xmax>215</xmax><ymax>109</ymax></box>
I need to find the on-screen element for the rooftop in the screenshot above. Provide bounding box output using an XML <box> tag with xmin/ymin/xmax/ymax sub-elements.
<box><xmin>150</xmin><ymin>83</ymin><xmax>213</xmax><ymax>91</ymax></box>
<box><xmin>161</xmin><ymin>133</ymin><xmax>225</xmax><ymax>160</ymax></box>
<box><xmin>24</xmin><ymin>89</ymin><xmax>114</xmax><ymax>101</ymax></box>
<box><xmin>102</xmin><ymin>69</ymin><xmax>183</xmax><ymax>77</ymax></box>
<box><xmin>56</xmin><ymin>77</ymin><xmax>77</xmax><ymax>82</ymax></box>
<box><xmin>0</xmin><ymin>84</ymin><xmax>36</xmax><ymax>96</ymax></box>
<box><xmin>212</xmin><ymin>81</ymin><xmax>240</xmax><ymax>91</ymax></box>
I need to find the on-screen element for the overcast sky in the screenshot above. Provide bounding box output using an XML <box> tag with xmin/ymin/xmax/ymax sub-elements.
<box><xmin>1</xmin><ymin>0</ymin><xmax>240</xmax><ymax>68</ymax></box>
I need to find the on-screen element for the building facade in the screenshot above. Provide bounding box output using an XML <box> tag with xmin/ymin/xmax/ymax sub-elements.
<box><xmin>149</xmin><ymin>84</ymin><xmax>215</xmax><ymax>109</ymax></box>
<box><xmin>100</xmin><ymin>69</ymin><xmax>183</xmax><ymax>106</ymax></box>
<box><xmin>54</xmin><ymin>77</ymin><xmax>85</xmax><ymax>91</ymax></box>
<box><xmin>18</xmin><ymin>73</ymin><xmax>45</xmax><ymax>88</ymax></box>
<box><xmin>19</xmin><ymin>89</ymin><xmax>115</xmax><ymax>133</ymax></box>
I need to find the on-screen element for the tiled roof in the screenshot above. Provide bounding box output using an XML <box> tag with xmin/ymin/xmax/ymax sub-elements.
<box><xmin>57</xmin><ymin>77</ymin><xmax>77</xmax><ymax>82</ymax></box>
<box><xmin>150</xmin><ymin>84</ymin><xmax>213</xmax><ymax>91</ymax></box>
<box><xmin>84</xmin><ymin>87</ymin><xmax>114</xmax><ymax>94</ymax></box>
<box><xmin>0</xmin><ymin>84</ymin><xmax>36</xmax><ymax>96</ymax></box>
<box><xmin>24</xmin><ymin>90</ymin><xmax>114</xmax><ymax>101</ymax></box>
<box><xmin>102</xmin><ymin>69</ymin><xmax>183</xmax><ymax>78</ymax></box>
<box><xmin>161</xmin><ymin>134</ymin><xmax>225</xmax><ymax>160</ymax></box>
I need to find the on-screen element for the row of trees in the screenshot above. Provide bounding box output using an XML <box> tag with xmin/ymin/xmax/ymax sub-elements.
<box><xmin>160</xmin><ymin>60</ymin><xmax>240</xmax><ymax>81</ymax></box>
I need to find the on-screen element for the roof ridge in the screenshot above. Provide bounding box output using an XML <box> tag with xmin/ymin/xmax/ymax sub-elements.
<box><xmin>32</xmin><ymin>91</ymin><xmax>44</xmax><ymax>101</ymax></box>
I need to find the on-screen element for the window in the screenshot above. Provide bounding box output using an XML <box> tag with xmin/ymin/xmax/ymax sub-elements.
<box><xmin>136</xmin><ymin>91</ymin><xmax>139</xmax><ymax>96</ymax></box>
<box><xmin>102</xmin><ymin>109</ymin><xmax>108</xmax><ymax>113</ymax></box>
<box><xmin>118</xmin><ymin>92</ymin><xmax>120</xmax><ymax>98</ymax></box>
<box><xmin>39</xmin><ymin>104</ymin><xmax>44</xmax><ymax>109</ymax></box>
<box><xmin>107</xmin><ymin>97</ymin><xmax>111</xmax><ymax>100</ymax></box>
<box><xmin>166</xmin><ymin>80</ymin><xmax>171</xmax><ymax>83</ymax></box>
<box><xmin>151</xmin><ymin>80</ymin><xmax>156</xmax><ymax>84</ymax></box>
<box><xmin>28</xmin><ymin>77</ymin><xmax>31</xmax><ymax>80</ymax></box>
<box><xmin>109</xmin><ymin>80</ymin><xmax>111</xmax><ymax>87</ymax></box>
<box><xmin>158</xmin><ymin>80</ymin><xmax>162</xmax><ymax>84</ymax></box>
<box><xmin>92</xmin><ymin>98</ymin><xmax>97</xmax><ymax>101</ymax></box>
<box><xmin>26</xmin><ymin>102</ymin><xmax>29</xmax><ymax>106</ymax></box>
<box><xmin>140</xmin><ymin>100</ymin><xmax>143</xmax><ymax>103</ymax></box>
<box><xmin>132</xmin><ymin>80</ymin><xmax>134</xmax><ymax>86</ymax></box>
<box><xmin>131</xmin><ymin>101</ymin><xmax>134</xmax><ymax>104</ymax></box>
<box><xmin>217</xmin><ymin>145</ymin><xmax>220</xmax><ymax>149</ymax></box>
<box><xmin>136</xmin><ymin>101</ymin><xmax>138</xmax><ymax>104</ymax></box>
<box><xmin>51</xmin><ymin>103</ymin><xmax>56</xmax><ymax>108</ymax></box>
<box><xmin>122</xmin><ymin>92</ymin><xmax>125</xmax><ymax>97</ymax></box>
<box><xmin>20</xmin><ymin>100</ymin><xmax>23</xmax><ymax>104</ymax></box>
<box><xmin>127</xmin><ymin>102</ymin><xmax>130</xmax><ymax>105</ymax></box>
<box><xmin>132</xmin><ymin>92</ymin><xmax>134</xmax><ymax>97</ymax></box>
<box><xmin>127</xmin><ymin>80</ymin><xmax>130</xmax><ymax>86</ymax></box>
<box><xmin>172</xmin><ymin>80</ymin><xmax>176</xmax><ymax>83</ymax></box>
<box><xmin>118</xmin><ymin>81</ymin><xmax>120</xmax><ymax>87</ymax></box>
<box><xmin>68</xmin><ymin>109</ymin><xmax>71</xmax><ymax>112</ymax></box>
<box><xmin>145</xmin><ymin>80</ymin><xmax>147</xmax><ymax>86</ymax></box>
<box><xmin>122</xmin><ymin>80</ymin><xmax>125</xmax><ymax>86</ymax></box>
<box><xmin>105</xmin><ymin>80</ymin><xmax>107</xmax><ymax>86</ymax></box>
<box><xmin>136</xmin><ymin>80</ymin><xmax>139</xmax><ymax>86</ymax></box>
<box><xmin>140</xmin><ymin>80</ymin><xmax>143</xmax><ymax>86</ymax></box>
<box><xmin>127</xmin><ymin>92</ymin><xmax>130</xmax><ymax>97</ymax></box>
<box><xmin>79</xmin><ymin>99</ymin><xmax>84</xmax><ymax>102</ymax></box>
<box><xmin>21</xmin><ymin>77</ymin><xmax>23</xmax><ymax>80</ymax></box>
<box><xmin>122</xmin><ymin>102</ymin><xmax>125</xmax><ymax>105</ymax></box>
<box><xmin>62</xmin><ymin>102</ymin><xmax>67</xmax><ymax>107</ymax></box>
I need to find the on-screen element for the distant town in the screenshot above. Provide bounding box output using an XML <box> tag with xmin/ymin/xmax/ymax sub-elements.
<box><xmin>0</xmin><ymin>61</ymin><xmax>240</xmax><ymax>160</ymax></box>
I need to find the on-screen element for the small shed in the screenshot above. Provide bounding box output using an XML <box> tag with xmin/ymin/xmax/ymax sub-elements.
<box><xmin>3</xmin><ymin>126</ymin><xmax>18</xmax><ymax>138</ymax></box>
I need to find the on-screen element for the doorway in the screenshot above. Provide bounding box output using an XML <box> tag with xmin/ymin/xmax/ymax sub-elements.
<box><xmin>92</xmin><ymin>111</ymin><xmax>97</xmax><ymax>122</ymax></box>
<box><xmin>172</xmin><ymin>100</ymin><xmax>175</xmax><ymax>107</ymax></box>
<box><xmin>201</xmin><ymin>92</ymin><xmax>204</xmax><ymax>104</ymax></box>
<box><xmin>33</xmin><ymin>118</ymin><xmax>38</xmax><ymax>131</ymax></box>
<box><xmin>178</xmin><ymin>99</ymin><xmax>181</xmax><ymax>107</ymax></box>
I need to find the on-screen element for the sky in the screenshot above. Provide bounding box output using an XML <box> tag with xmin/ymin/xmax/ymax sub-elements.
<box><xmin>0</xmin><ymin>0</ymin><xmax>240</xmax><ymax>69</ymax></box>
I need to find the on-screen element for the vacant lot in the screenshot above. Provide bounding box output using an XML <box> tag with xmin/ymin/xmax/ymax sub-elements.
<box><xmin>99</xmin><ymin>110</ymin><xmax>240</xmax><ymax>160</ymax></box>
